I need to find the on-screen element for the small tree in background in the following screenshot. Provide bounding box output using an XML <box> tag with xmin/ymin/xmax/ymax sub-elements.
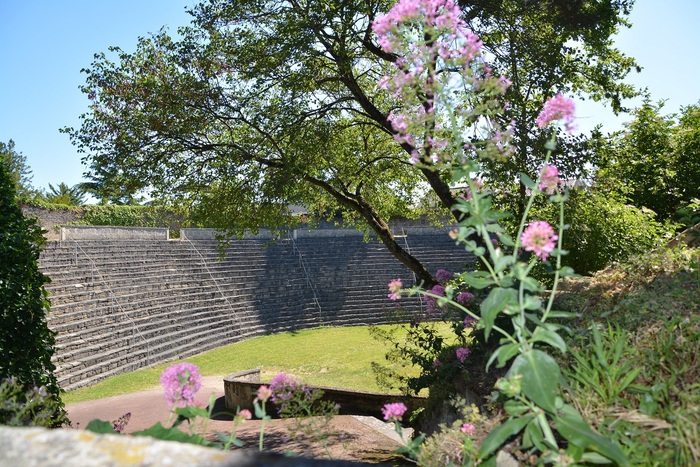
<box><xmin>0</xmin><ymin>139</ymin><xmax>38</xmax><ymax>201</ymax></box>
<box><xmin>0</xmin><ymin>154</ymin><xmax>66</xmax><ymax>427</ymax></box>
<box><xmin>40</xmin><ymin>182</ymin><xmax>86</xmax><ymax>206</ymax></box>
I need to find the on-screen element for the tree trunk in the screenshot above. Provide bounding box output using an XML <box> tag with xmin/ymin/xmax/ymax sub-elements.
<box><xmin>303</xmin><ymin>175</ymin><xmax>438</xmax><ymax>287</ymax></box>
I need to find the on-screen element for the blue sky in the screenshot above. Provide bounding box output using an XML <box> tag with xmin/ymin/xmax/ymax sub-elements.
<box><xmin>1</xmin><ymin>1</ymin><xmax>698</xmax><ymax>193</ymax></box>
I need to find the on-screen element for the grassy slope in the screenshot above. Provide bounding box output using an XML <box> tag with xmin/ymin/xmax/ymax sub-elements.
<box><xmin>555</xmin><ymin>240</ymin><xmax>699</xmax><ymax>464</ymax></box>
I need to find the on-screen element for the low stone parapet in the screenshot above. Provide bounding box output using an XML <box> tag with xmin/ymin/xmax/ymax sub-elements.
<box><xmin>60</xmin><ymin>226</ymin><xmax>169</xmax><ymax>241</ymax></box>
<box><xmin>223</xmin><ymin>369</ymin><xmax>428</xmax><ymax>420</ymax></box>
<box><xmin>0</xmin><ymin>426</ymin><xmax>368</xmax><ymax>466</ymax></box>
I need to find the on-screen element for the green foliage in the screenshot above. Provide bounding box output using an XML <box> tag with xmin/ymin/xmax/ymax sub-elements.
<box><xmin>595</xmin><ymin>98</ymin><xmax>700</xmax><ymax>223</ymax></box>
<box><xmin>416</xmin><ymin>400</ymin><xmax>483</xmax><ymax>466</ymax></box>
<box><xmin>462</xmin><ymin>0</ymin><xmax>640</xmax><ymax>217</ymax></box>
<box><xmin>529</xmin><ymin>187</ymin><xmax>672</xmax><ymax>275</ymax></box>
<box><xmin>40</xmin><ymin>182</ymin><xmax>86</xmax><ymax>206</ymax></box>
<box><xmin>22</xmin><ymin>199</ymin><xmax>189</xmax><ymax>236</ymax></box>
<box><xmin>673</xmin><ymin>198</ymin><xmax>700</xmax><ymax>229</ymax></box>
<box><xmin>0</xmin><ymin>378</ymin><xmax>66</xmax><ymax>428</ymax></box>
<box><xmin>556</xmin><ymin>242</ymin><xmax>699</xmax><ymax>465</ymax></box>
<box><xmin>0</xmin><ymin>159</ymin><xmax>66</xmax><ymax>427</ymax></box>
<box><xmin>0</xmin><ymin>139</ymin><xmax>37</xmax><ymax>200</ymax></box>
<box><xmin>79</xmin><ymin>204</ymin><xmax>185</xmax><ymax>229</ymax></box>
<box><xmin>568</xmin><ymin>326</ymin><xmax>644</xmax><ymax>408</ymax></box>
<box><xmin>564</xmin><ymin>321</ymin><xmax>699</xmax><ymax>465</ymax></box>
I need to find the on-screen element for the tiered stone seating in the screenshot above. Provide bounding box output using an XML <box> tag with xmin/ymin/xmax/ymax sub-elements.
<box><xmin>39</xmin><ymin>227</ymin><xmax>474</xmax><ymax>390</ymax></box>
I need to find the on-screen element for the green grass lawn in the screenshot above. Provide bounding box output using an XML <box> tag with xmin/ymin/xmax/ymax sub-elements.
<box><xmin>61</xmin><ymin>324</ymin><xmax>420</xmax><ymax>405</ymax></box>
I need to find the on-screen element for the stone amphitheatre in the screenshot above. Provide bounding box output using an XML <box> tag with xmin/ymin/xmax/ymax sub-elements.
<box><xmin>38</xmin><ymin>221</ymin><xmax>473</xmax><ymax>391</ymax></box>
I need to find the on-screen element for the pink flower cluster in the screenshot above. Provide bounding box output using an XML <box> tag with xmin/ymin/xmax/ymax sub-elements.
<box><xmin>456</xmin><ymin>347</ymin><xmax>471</xmax><ymax>363</ymax></box>
<box><xmin>461</xmin><ymin>422</ymin><xmax>475</xmax><ymax>436</ymax></box>
<box><xmin>382</xmin><ymin>402</ymin><xmax>408</xmax><ymax>422</ymax></box>
<box><xmin>372</xmin><ymin>0</ymin><xmax>512</xmax><ymax>166</ymax></box>
<box><xmin>372</xmin><ymin>0</ymin><xmax>479</xmax><ymax>59</ymax></box>
<box><xmin>256</xmin><ymin>385</ymin><xmax>272</xmax><ymax>402</ymax></box>
<box><xmin>388</xmin><ymin>278</ymin><xmax>403</xmax><ymax>300</ymax></box>
<box><xmin>269</xmin><ymin>372</ymin><xmax>304</xmax><ymax>406</ymax></box>
<box><xmin>535</xmin><ymin>94</ymin><xmax>576</xmax><ymax>133</ymax></box>
<box><xmin>521</xmin><ymin>221</ymin><xmax>558</xmax><ymax>261</ymax></box>
<box><xmin>539</xmin><ymin>164</ymin><xmax>561</xmax><ymax>195</ymax></box>
<box><xmin>435</xmin><ymin>268</ymin><xmax>453</xmax><ymax>282</ymax></box>
<box><xmin>424</xmin><ymin>284</ymin><xmax>446</xmax><ymax>314</ymax></box>
<box><xmin>160</xmin><ymin>362</ymin><xmax>202</xmax><ymax>408</ymax></box>
<box><xmin>456</xmin><ymin>291</ymin><xmax>474</xmax><ymax>305</ymax></box>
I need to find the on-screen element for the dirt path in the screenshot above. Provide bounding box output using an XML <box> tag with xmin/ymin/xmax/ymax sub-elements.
<box><xmin>64</xmin><ymin>376</ymin><xmax>409</xmax><ymax>464</ymax></box>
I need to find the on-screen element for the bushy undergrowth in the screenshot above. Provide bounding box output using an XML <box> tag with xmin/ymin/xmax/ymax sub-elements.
<box><xmin>556</xmin><ymin>243</ymin><xmax>699</xmax><ymax>465</ymax></box>
<box><xmin>0</xmin><ymin>158</ymin><xmax>67</xmax><ymax>427</ymax></box>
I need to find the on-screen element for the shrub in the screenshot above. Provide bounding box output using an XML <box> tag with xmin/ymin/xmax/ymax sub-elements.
<box><xmin>0</xmin><ymin>158</ymin><xmax>66</xmax><ymax>426</ymax></box>
<box><xmin>0</xmin><ymin>378</ymin><xmax>65</xmax><ymax>427</ymax></box>
<box><xmin>529</xmin><ymin>188</ymin><xmax>673</xmax><ymax>275</ymax></box>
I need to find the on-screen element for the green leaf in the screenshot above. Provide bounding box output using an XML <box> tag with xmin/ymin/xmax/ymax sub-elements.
<box><xmin>580</xmin><ymin>452</ymin><xmax>617</xmax><ymax>464</ymax></box>
<box><xmin>508</xmin><ymin>350</ymin><xmax>560</xmax><ymax>413</ymax></box>
<box><xmin>480</xmin><ymin>287</ymin><xmax>519</xmax><ymax>339</ymax></box>
<box><xmin>486</xmin><ymin>342</ymin><xmax>520</xmax><ymax>370</ymax></box>
<box><xmin>503</xmin><ymin>400</ymin><xmax>530</xmax><ymax>417</ymax></box>
<box><xmin>545</xmin><ymin>311</ymin><xmax>579</xmax><ymax>319</ymax></box>
<box><xmin>461</xmin><ymin>271</ymin><xmax>495</xmax><ymax>289</ymax></box>
<box><xmin>558</xmin><ymin>266</ymin><xmax>577</xmax><ymax>277</ymax></box>
<box><xmin>496</xmin><ymin>342</ymin><xmax>521</xmax><ymax>368</ymax></box>
<box><xmin>522</xmin><ymin>294</ymin><xmax>542</xmax><ymax>310</ymax></box>
<box><xmin>493</xmin><ymin>254</ymin><xmax>515</xmax><ymax>274</ymax></box>
<box><xmin>554</xmin><ymin>406</ymin><xmax>629</xmax><ymax>466</ymax></box>
<box><xmin>85</xmin><ymin>419</ymin><xmax>116</xmax><ymax>434</ymax></box>
<box><xmin>520</xmin><ymin>172</ymin><xmax>537</xmax><ymax>189</ymax></box>
<box><xmin>478</xmin><ymin>415</ymin><xmax>534</xmax><ymax>459</ymax></box>
<box><xmin>485</xmin><ymin>223</ymin><xmax>505</xmax><ymax>233</ymax></box>
<box><xmin>498</xmin><ymin>233</ymin><xmax>514</xmax><ymax>247</ymax></box>
<box><xmin>175</xmin><ymin>405</ymin><xmax>210</xmax><ymax>420</ymax></box>
<box><xmin>522</xmin><ymin>417</ymin><xmax>547</xmax><ymax>451</ymax></box>
<box><xmin>530</xmin><ymin>328</ymin><xmax>567</xmax><ymax>353</ymax></box>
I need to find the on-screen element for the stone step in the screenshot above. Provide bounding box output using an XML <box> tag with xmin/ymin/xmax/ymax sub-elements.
<box><xmin>38</xmin><ymin>232</ymin><xmax>474</xmax><ymax>390</ymax></box>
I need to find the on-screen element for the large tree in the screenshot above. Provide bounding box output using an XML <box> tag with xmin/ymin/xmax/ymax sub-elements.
<box><xmin>458</xmin><ymin>0</ymin><xmax>640</xmax><ymax>217</ymax></box>
<box><xmin>66</xmin><ymin>0</ymin><xmax>638</xmax><ymax>285</ymax></box>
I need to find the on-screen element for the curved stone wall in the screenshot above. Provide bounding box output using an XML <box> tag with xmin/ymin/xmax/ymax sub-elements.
<box><xmin>40</xmin><ymin>227</ymin><xmax>474</xmax><ymax>390</ymax></box>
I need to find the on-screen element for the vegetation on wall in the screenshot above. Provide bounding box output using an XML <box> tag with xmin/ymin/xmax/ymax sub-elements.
<box><xmin>23</xmin><ymin>199</ymin><xmax>191</xmax><ymax>231</ymax></box>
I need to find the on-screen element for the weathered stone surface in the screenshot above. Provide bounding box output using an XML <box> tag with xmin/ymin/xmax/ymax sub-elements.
<box><xmin>61</xmin><ymin>226</ymin><xmax>169</xmax><ymax>241</ymax></box>
<box><xmin>41</xmin><ymin>229</ymin><xmax>474</xmax><ymax>391</ymax></box>
<box><xmin>224</xmin><ymin>369</ymin><xmax>428</xmax><ymax>420</ymax></box>
<box><xmin>0</xmin><ymin>426</ymin><xmax>377</xmax><ymax>466</ymax></box>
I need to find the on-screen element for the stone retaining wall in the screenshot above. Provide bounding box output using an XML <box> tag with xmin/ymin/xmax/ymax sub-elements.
<box><xmin>61</xmin><ymin>225</ymin><xmax>170</xmax><ymax>241</ymax></box>
<box><xmin>223</xmin><ymin>369</ymin><xmax>428</xmax><ymax>419</ymax></box>
<box><xmin>40</xmin><ymin>227</ymin><xmax>475</xmax><ymax>390</ymax></box>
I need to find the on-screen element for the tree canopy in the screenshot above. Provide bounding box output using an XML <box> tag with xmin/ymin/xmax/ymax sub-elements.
<box><xmin>40</xmin><ymin>182</ymin><xmax>86</xmax><ymax>206</ymax></box>
<box><xmin>594</xmin><ymin>98</ymin><xmax>700</xmax><ymax>222</ymax></box>
<box><xmin>0</xmin><ymin>139</ymin><xmax>36</xmax><ymax>200</ymax></box>
<box><xmin>458</xmin><ymin>0</ymin><xmax>639</xmax><ymax>215</ymax></box>
<box><xmin>67</xmin><ymin>0</ymin><xmax>639</xmax><ymax>284</ymax></box>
